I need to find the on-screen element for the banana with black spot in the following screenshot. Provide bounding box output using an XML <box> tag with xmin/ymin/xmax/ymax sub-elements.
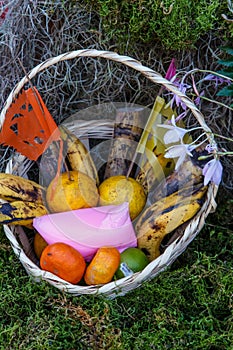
<box><xmin>136</xmin><ymin>182</ymin><xmax>207</xmax><ymax>228</ymax></box>
<box><xmin>0</xmin><ymin>173</ymin><xmax>45</xmax><ymax>204</ymax></box>
<box><xmin>59</xmin><ymin>126</ymin><xmax>99</xmax><ymax>185</ymax></box>
<box><xmin>136</xmin><ymin>186</ymin><xmax>207</xmax><ymax>261</ymax></box>
<box><xmin>148</xmin><ymin>157</ymin><xmax>204</xmax><ymax>204</ymax></box>
<box><xmin>0</xmin><ymin>200</ymin><xmax>47</xmax><ymax>227</ymax></box>
<box><xmin>136</xmin><ymin>143</ymin><xmax>175</xmax><ymax>195</ymax></box>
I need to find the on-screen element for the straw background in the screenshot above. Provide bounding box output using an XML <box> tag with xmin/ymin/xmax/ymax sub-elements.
<box><xmin>0</xmin><ymin>0</ymin><xmax>232</xmax><ymax>194</ymax></box>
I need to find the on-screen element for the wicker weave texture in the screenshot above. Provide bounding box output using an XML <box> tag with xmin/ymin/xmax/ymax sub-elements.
<box><xmin>1</xmin><ymin>50</ymin><xmax>218</xmax><ymax>298</ymax></box>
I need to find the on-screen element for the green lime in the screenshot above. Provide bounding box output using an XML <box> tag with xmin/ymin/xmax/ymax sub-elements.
<box><xmin>115</xmin><ymin>247</ymin><xmax>149</xmax><ymax>279</ymax></box>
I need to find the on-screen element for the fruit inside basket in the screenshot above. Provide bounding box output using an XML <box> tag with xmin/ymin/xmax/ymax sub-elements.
<box><xmin>0</xmin><ymin>50</ymin><xmax>218</xmax><ymax>298</ymax></box>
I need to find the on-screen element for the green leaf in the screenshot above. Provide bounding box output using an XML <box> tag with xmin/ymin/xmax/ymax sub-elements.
<box><xmin>220</xmin><ymin>46</ymin><xmax>233</xmax><ymax>56</ymax></box>
<box><xmin>218</xmin><ymin>58</ymin><xmax>233</xmax><ymax>67</ymax></box>
<box><xmin>217</xmin><ymin>70</ymin><xmax>233</xmax><ymax>79</ymax></box>
<box><xmin>217</xmin><ymin>85</ymin><xmax>233</xmax><ymax>97</ymax></box>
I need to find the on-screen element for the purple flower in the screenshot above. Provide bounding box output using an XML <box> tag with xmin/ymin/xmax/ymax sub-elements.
<box><xmin>165</xmin><ymin>58</ymin><xmax>176</xmax><ymax>81</ymax></box>
<box><xmin>205</xmin><ymin>143</ymin><xmax>218</xmax><ymax>154</ymax></box>
<box><xmin>158</xmin><ymin>115</ymin><xmax>187</xmax><ymax>144</ymax></box>
<box><xmin>164</xmin><ymin>143</ymin><xmax>196</xmax><ymax>170</ymax></box>
<box><xmin>202</xmin><ymin>158</ymin><xmax>223</xmax><ymax>186</ymax></box>
<box><xmin>169</xmin><ymin>82</ymin><xmax>191</xmax><ymax>110</ymax></box>
<box><xmin>203</xmin><ymin>74</ymin><xmax>231</xmax><ymax>88</ymax></box>
<box><xmin>163</xmin><ymin>59</ymin><xmax>192</xmax><ymax>110</ymax></box>
<box><xmin>194</xmin><ymin>91</ymin><xmax>205</xmax><ymax>105</ymax></box>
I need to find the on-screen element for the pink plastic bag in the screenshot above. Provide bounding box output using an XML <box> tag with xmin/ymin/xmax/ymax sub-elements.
<box><xmin>33</xmin><ymin>202</ymin><xmax>137</xmax><ymax>261</ymax></box>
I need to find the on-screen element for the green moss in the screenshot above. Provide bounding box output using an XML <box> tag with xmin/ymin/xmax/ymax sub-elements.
<box><xmin>86</xmin><ymin>0</ymin><xmax>230</xmax><ymax>50</ymax></box>
<box><xmin>0</xmin><ymin>198</ymin><xmax>232</xmax><ymax>349</ymax></box>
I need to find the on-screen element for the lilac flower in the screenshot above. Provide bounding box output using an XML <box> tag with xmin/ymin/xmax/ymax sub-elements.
<box><xmin>202</xmin><ymin>158</ymin><xmax>223</xmax><ymax>186</ymax></box>
<box><xmin>194</xmin><ymin>91</ymin><xmax>205</xmax><ymax>106</ymax></box>
<box><xmin>163</xmin><ymin>59</ymin><xmax>192</xmax><ymax>110</ymax></box>
<box><xmin>169</xmin><ymin>82</ymin><xmax>191</xmax><ymax>110</ymax></box>
<box><xmin>203</xmin><ymin>74</ymin><xmax>231</xmax><ymax>88</ymax></box>
<box><xmin>164</xmin><ymin>143</ymin><xmax>196</xmax><ymax>170</ymax></box>
<box><xmin>174</xmin><ymin>111</ymin><xmax>187</xmax><ymax>122</ymax></box>
<box><xmin>158</xmin><ymin>115</ymin><xmax>187</xmax><ymax>144</ymax></box>
<box><xmin>205</xmin><ymin>143</ymin><xmax>218</xmax><ymax>154</ymax></box>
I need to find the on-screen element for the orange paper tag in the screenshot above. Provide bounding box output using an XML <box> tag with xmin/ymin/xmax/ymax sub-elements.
<box><xmin>0</xmin><ymin>87</ymin><xmax>61</xmax><ymax>161</ymax></box>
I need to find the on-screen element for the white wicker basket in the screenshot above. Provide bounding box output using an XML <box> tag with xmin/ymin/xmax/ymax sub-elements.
<box><xmin>0</xmin><ymin>49</ymin><xmax>218</xmax><ymax>299</ymax></box>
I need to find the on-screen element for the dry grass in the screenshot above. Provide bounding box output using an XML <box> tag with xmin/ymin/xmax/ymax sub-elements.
<box><xmin>0</xmin><ymin>0</ymin><xmax>232</xmax><ymax>193</ymax></box>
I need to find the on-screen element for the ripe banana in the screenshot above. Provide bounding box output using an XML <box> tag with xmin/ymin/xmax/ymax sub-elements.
<box><xmin>39</xmin><ymin>140</ymin><xmax>66</xmax><ymax>188</ymax></box>
<box><xmin>0</xmin><ymin>200</ymin><xmax>47</xmax><ymax>227</ymax></box>
<box><xmin>59</xmin><ymin>126</ymin><xmax>99</xmax><ymax>185</ymax></box>
<box><xmin>148</xmin><ymin>156</ymin><xmax>204</xmax><ymax>204</ymax></box>
<box><xmin>0</xmin><ymin>173</ymin><xmax>46</xmax><ymax>204</ymax></box>
<box><xmin>136</xmin><ymin>183</ymin><xmax>207</xmax><ymax>229</ymax></box>
<box><xmin>104</xmin><ymin>107</ymin><xmax>144</xmax><ymax>179</ymax></box>
<box><xmin>136</xmin><ymin>198</ymin><xmax>203</xmax><ymax>261</ymax></box>
<box><xmin>136</xmin><ymin>148</ymin><xmax>174</xmax><ymax>195</ymax></box>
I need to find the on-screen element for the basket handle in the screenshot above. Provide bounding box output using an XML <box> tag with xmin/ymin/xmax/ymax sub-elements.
<box><xmin>0</xmin><ymin>49</ymin><xmax>211</xmax><ymax>133</ymax></box>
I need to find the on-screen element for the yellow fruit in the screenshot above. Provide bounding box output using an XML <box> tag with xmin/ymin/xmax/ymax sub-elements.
<box><xmin>98</xmin><ymin>175</ymin><xmax>146</xmax><ymax>220</ymax></box>
<box><xmin>115</xmin><ymin>247</ymin><xmax>149</xmax><ymax>279</ymax></box>
<box><xmin>33</xmin><ymin>232</ymin><xmax>48</xmax><ymax>259</ymax></box>
<box><xmin>46</xmin><ymin>171</ymin><xmax>99</xmax><ymax>213</ymax></box>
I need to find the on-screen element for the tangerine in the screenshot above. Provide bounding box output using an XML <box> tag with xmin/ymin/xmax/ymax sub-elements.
<box><xmin>84</xmin><ymin>247</ymin><xmax>120</xmax><ymax>285</ymax></box>
<box><xmin>40</xmin><ymin>242</ymin><xmax>86</xmax><ymax>284</ymax></box>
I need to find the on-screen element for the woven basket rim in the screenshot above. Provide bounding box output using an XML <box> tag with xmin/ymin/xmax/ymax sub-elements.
<box><xmin>0</xmin><ymin>49</ymin><xmax>212</xmax><ymax>133</ymax></box>
<box><xmin>1</xmin><ymin>49</ymin><xmax>218</xmax><ymax>298</ymax></box>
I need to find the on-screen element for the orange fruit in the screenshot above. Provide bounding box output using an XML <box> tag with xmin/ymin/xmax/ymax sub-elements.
<box><xmin>84</xmin><ymin>247</ymin><xmax>120</xmax><ymax>285</ymax></box>
<box><xmin>40</xmin><ymin>242</ymin><xmax>86</xmax><ymax>284</ymax></box>
<box><xmin>115</xmin><ymin>247</ymin><xmax>149</xmax><ymax>279</ymax></box>
<box><xmin>33</xmin><ymin>232</ymin><xmax>48</xmax><ymax>259</ymax></box>
<box><xmin>46</xmin><ymin>170</ymin><xmax>99</xmax><ymax>213</ymax></box>
<box><xmin>98</xmin><ymin>175</ymin><xmax>146</xmax><ymax>220</ymax></box>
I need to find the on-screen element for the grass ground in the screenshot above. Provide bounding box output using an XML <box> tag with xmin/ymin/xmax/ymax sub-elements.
<box><xmin>0</xmin><ymin>195</ymin><xmax>232</xmax><ymax>350</ymax></box>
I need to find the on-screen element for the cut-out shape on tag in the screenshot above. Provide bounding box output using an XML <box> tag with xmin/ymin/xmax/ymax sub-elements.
<box><xmin>0</xmin><ymin>87</ymin><xmax>62</xmax><ymax>161</ymax></box>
